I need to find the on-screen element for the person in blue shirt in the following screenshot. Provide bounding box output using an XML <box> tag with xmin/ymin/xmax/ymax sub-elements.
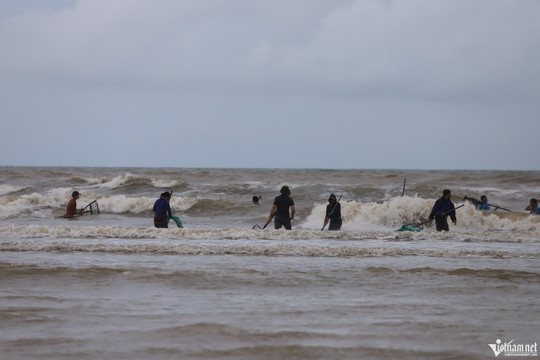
<box><xmin>477</xmin><ymin>195</ymin><xmax>499</xmax><ymax>211</ymax></box>
<box><xmin>525</xmin><ymin>198</ymin><xmax>540</xmax><ymax>215</ymax></box>
<box><xmin>428</xmin><ymin>189</ymin><xmax>457</xmax><ymax>231</ymax></box>
<box><xmin>153</xmin><ymin>192</ymin><xmax>172</xmax><ymax>228</ymax></box>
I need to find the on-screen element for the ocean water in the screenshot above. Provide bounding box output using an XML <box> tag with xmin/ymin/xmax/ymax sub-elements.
<box><xmin>1</xmin><ymin>167</ymin><xmax>539</xmax><ymax>359</ymax></box>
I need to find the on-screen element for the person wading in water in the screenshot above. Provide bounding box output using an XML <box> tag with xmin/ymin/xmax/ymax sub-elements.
<box><xmin>428</xmin><ymin>189</ymin><xmax>457</xmax><ymax>232</ymax></box>
<box><xmin>263</xmin><ymin>186</ymin><xmax>295</xmax><ymax>230</ymax></box>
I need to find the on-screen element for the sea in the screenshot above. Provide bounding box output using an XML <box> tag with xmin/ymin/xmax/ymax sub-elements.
<box><xmin>1</xmin><ymin>167</ymin><xmax>539</xmax><ymax>360</ymax></box>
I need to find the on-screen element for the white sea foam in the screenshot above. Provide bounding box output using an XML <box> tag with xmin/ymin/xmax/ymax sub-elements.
<box><xmin>81</xmin><ymin>176</ymin><xmax>110</xmax><ymax>186</ymax></box>
<box><xmin>302</xmin><ymin>196</ymin><xmax>540</xmax><ymax>232</ymax></box>
<box><xmin>2</xmin><ymin>187</ymin><xmax>539</xmax><ymax>236</ymax></box>
<box><xmin>151</xmin><ymin>179</ymin><xmax>181</xmax><ymax>188</ymax></box>
<box><xmin>0</xmin><ymin>184</ymin><xmax>25</xmax><ymax>196</ymax></box>
<box><xmin>0</xmin><ymin>188</ymin><xmax>75</xmax><ymax>217</ymax></box>
<box><xmin>94</xmin><ymin>195</ymin><xmax>154</xmax><ymax>214</ymax></box>
<box><xmin>96</xmin><ymin>195</ymin><xmax>197</xmax><ymax>214</ymax></box>
<box><xmin>0</xmin><ymin>190</ymin><xmax>199</xmax><ymax>218</ymax></box>
<box><xmin>0</xmin><ymin>232</ymin><xmax>537</xmax><ymax>259</ymax></box>
<box><xmin>96</xmin><ymin>173</ymin><xmax>138</xmax><ymax>189</ymax></box>
<box><xmin>0</xmin><ymin>224</ymin><xmax>538</xmax><ymax>244</ymax></box>
<box><xmin>245</xmin><ymin>181</ymin><xmax>265</xmax><ymax>189</ymax></box>
<box><xmin>88</xmin><ymin>173</ymin><xmax>183</xmax><ymax>190</ymax></box>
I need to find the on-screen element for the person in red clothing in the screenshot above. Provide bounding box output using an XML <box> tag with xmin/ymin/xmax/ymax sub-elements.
<box><xmin>65</xmin><ymin>191</ymin><xmax>83</xmax><ymax>218</ymax></box>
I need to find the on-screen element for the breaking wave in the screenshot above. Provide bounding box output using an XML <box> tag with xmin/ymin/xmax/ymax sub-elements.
<box><xmin>2</xmin><ymin>192</ymin><xmax>540</xmax><ymax>234</ymax></box>
<box><xmin>1</xmin><ymin>238</ymin><xmax>538</xmax><ymax>259</ymax></box>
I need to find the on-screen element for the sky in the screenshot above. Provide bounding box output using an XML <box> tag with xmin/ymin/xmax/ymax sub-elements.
<box><xmin>0</xmin><ymin>0</ymin><xmax>539</xmax><ymax>170</ymax></box>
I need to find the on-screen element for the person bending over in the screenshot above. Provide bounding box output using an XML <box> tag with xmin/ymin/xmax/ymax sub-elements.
<box><xmin>153</xmin><ymin>192</ymin><xmax>172</xmax><ymax>228</ymax></box>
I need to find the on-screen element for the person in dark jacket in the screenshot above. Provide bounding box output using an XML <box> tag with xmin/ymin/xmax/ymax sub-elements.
<box><xmin>323</xmin><ymin>194</ymin><xmax>342</xmax><ymax>231</ymax></box>
<box><xmin>263</xmin><ymin>186</ymin><xmax>295</xmax><ymax>230</ymax></box>
<box><xmin>153</xmin><ymin>192</ymin><xmax>172</xmax><ymax>228</ymax></box>
<box><xmin>428</xmin><ymin>189</ymin><xmax>457</xmax><ymax>231</ymax></box>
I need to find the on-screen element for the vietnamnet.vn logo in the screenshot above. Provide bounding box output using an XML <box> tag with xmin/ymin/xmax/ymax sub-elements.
<box><xmin>489</xmin><ymin>339</ymin><xmax>538</xmax><ymax>357</ymax></box>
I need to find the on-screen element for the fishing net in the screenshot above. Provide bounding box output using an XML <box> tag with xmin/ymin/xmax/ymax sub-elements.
<box><xmin>83</xmin><ymin>200</ymin><xmax>100</xmax><ymax>214</ymax></box>
<box><xmin>396</xmin><ymin>224</ymin><xmax>423</xmax><ymax>232</ymax></box>
<box><xmin>395</xmin><ymin>218</ymin><xmax>431</xmax><ymax>232</ymax></box>
<box><xmin>168</xmin><ymin>215</ymin><xmax>184</xmax><ymax>228</ymax></box>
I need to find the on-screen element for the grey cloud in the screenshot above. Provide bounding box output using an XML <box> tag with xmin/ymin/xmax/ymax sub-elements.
<box><xmin>0</xmin><ymin>0</ymin><xmax>539</xmax><ymax>169</ymax></box>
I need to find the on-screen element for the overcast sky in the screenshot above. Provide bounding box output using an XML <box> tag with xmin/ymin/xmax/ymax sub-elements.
<box><xmin>1</xmin><ymin>0</ymin><xmax>539</xmax><ymax>170</ymax></box>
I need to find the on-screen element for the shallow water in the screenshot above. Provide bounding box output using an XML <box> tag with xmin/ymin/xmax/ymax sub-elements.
<box><xmin>1</xmin><ymin>167</ymin><xmax>539</xmax><ymax>359</ymax></box>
